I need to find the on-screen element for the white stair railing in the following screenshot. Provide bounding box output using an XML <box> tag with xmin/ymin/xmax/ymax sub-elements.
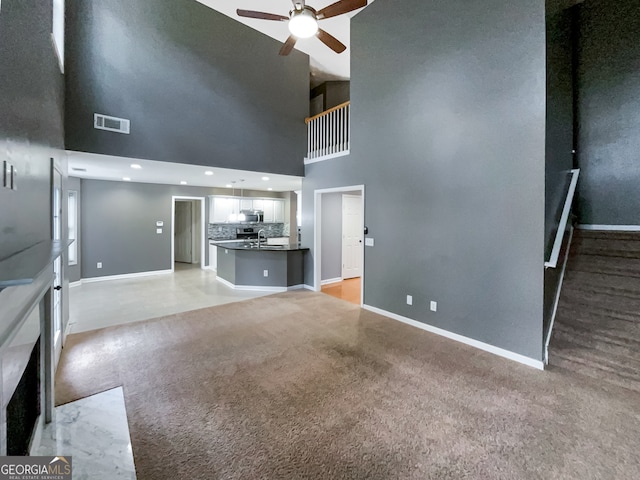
<box><xmin>305</xmin><ymin>101</ymin><xmax>350</xmax><ymax>163</ymax></box>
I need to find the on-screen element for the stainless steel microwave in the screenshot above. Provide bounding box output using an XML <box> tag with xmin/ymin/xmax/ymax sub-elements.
<box><xmin>240</xmin><ymin>210</ymin><xmax>263</xmax><ymax>223</ymax></box>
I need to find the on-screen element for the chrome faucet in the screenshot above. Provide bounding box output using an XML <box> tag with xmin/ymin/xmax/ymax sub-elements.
<box><xmin>257</xmin><ymin>229</ymin><xmax>267</xmax><ymax>248</ymax></box>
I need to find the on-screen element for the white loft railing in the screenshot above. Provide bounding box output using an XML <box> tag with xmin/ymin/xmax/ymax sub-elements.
<box><xmin>543</xmin><ymin>168</ymin><xmax>580</xmax><ymax>365</ymax></box>
<box><xmin>305</xmin><ymin>101</ymin><xmax>350</xmax><ymax>164</ymax></box>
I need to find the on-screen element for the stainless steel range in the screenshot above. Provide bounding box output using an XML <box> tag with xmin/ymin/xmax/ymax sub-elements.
<box><xmin>236</xmin><ymin>227</ymin><xmax>260</xmax><ymax>240</ymax></box>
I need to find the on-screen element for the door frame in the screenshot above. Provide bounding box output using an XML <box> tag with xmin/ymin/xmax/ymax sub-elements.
<box><xmin>51</xmin><ymin>160</ymin><xmax>64</xmax><ymax>367</ymax></box>
<box><xmin>171</xmin><ymin>196</ymin><xmax>205</xmax><ymax>272</ymax></box>
<box><xmin>313</xmin><ymin>185</ymin><xmax>365</xmax><ymax>306</ymax></box>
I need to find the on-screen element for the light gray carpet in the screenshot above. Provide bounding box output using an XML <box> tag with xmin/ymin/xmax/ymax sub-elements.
<box><xmin>550</xmin><ymin>230</ymin><xmax>640</xmax><ymax>392</ymax></box>
<box><xmin>57</xmin><ymin>290</ymin><xmax>640</xmax><ymax>479</ymax></box>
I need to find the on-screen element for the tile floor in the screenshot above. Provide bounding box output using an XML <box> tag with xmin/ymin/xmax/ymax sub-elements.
<box><xmin>68</xmin><ymin>263</ymin><xmax>271</xmax><ymax>333</ymax></box>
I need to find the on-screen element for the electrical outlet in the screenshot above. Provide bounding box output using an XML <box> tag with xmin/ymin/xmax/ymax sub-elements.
<box><xmin>430</xmin><ymin>301</ymin><xmax>437</xmax><ymax>312</ymax></box>
<box><xmin>263</xmin><ymin>270</ymin><xmax>269</xmax><ymax>277</ymax></box>
<box><xmin>365</xmin><ymin>238</ymin><xmax>375</xmax><ymax>247</ymax></box>
<box><xmin>406</xmin><ymin>295</ymin><xmax>413</xmax><ymax>306</ymax></box>
<box><xmin>156</xmin><ymin>228</ymin><xmax>162</xmax><ymax>234</ymax></box>
<box><xmin>97</xmin><ymin>262</ymin><xmax>103</xmax><ymax>269</ymax></box>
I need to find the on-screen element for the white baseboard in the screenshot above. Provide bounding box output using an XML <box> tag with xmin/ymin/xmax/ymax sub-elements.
<box><xmin>362</xmin><ymin>304</ymin><xmax>544</xmax><ymax>370</ymax></box>
<box><xmin>578</xmin><ymin>224</ymin><xmax>640</xmax><ymax>232</ymax></box>
<box><xmin>81</xmin><ymin>269</ymin><xmax>172</xmax><ymax>284</ymax></box>
<box><xmin>69</xmin><ymin>280</ymin><xmax>82</xmax><ymax>288</ymax></box>
<box><xmin>303</xmin><ymin>284</ymin><xmax>315</xmax><ymax>291</ymax></box>
<box><xmin>321</xmin><ymin>277</ymin><xmax>343</xmax><ymax>286</ymax></box>
<box><xmin>216</xmin><ymin>276</ymin><xmax>288</xmax><ymax>292</ymax></box>
<box><xmin>287</xmin><ymin>284</ymin><xmax>306</xmax><ymax>291</ymax></box>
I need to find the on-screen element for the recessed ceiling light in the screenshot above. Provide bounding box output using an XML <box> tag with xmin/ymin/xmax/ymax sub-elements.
<box><xmin>262</xmin><ymin>176</ymin><xmax>270</xmax><ymax>181</ymax></box>
<box><xmin>268</xmin><ymin>188</ymin><xmax>273</xmax><ymax>191</ymax></box>
<box><xmin>122</xmin><ymin>177</ymin><xmax>131</xmax><ymax>181</ymax></box>
<box><xmin>225</xmin><ymin>184</ymin><xmax>232</xmax><ymax>188</ymax></box>
<box><xmin>205</xmin><ymin>171</ymin><xmax>214</xmax><ymax>176</ymax></box>
<box><xmin>180</xmin><ymin>181</ymin><xmax>187</xmax><ymax>185</ymax></box>
<box><xmin>130</xmin><ymin>164</ymin><xmax>142</xmax><ymax>169</ymax></box>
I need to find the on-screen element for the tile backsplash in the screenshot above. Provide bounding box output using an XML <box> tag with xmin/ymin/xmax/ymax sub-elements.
<box><xmin>208</xmin><ymin>223</ymin><xmax>285</xmax><ymax>240</ymax></box>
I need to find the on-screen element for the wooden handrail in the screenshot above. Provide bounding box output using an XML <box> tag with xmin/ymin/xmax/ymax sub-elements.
<box><xmin>305</xmin><ymin>101</ymin><xmax>350</xmax><ymax>124</ymax></box>
<box><xmin>545</xmin><ymin>169</ymin><xmax>580</xmax><ymax>269</ymax></box>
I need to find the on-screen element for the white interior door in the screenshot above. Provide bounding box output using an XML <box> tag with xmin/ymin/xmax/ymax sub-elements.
<box><xmin>52</xmin><ymin>167</ymin><xmax>63</xmax><ymax>366</ymax></box>
<box><xmin>342</xmin><ymin>194</ymin><xmax>363</xmax><ymax>279</ymax></box>
<box><xmin>175</xmin><ymin>201</ymin><xmax>192</xmax><ymax>263</ymax></box>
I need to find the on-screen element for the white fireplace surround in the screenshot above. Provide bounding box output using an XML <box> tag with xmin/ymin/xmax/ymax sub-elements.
<box><xmin>0</xmin><ymin>263</ymin><xmax>57</xmax><ymax>455</ymax></box>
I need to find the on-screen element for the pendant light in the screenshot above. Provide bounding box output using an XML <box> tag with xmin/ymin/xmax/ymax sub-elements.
<box><xmin>237</xmin><ymin>179</ymin><xmax>246</xmax><ymax>222</ymax></box>
<box><xmin>228</xmin><ymin>181</ymin><xmax>238</xmax><ymax>222</ymax></box>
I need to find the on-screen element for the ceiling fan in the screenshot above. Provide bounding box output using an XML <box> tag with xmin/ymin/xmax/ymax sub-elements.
<box><xmin>236</xmin><ymin>0</ymin><xmax>367</xmax><ymax>56</ymax></box>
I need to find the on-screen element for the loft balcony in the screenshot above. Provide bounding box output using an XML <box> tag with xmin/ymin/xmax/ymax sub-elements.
<box><xmin>304</xmin><ymin>101</ymin><xmax>350</xmax><ymax>164</ymax></box>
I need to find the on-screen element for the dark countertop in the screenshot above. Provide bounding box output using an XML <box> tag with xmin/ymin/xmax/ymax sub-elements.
<box><xmin>214</xmin><ymin>241</ymin><xmax>309</xmax><ymax>252</ymax></box>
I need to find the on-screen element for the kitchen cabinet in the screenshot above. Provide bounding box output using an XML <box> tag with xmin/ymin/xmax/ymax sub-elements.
<box><xmin>210</xmin><ymin>197</ymin><xmax>240</xmax><ymax>223</ymax></box>
<box><xmin>273</xmin><ymin>200</ymin><xmax>285</xmax><ymax>223</ymax></box>
<box><xmin>208</xmin><ymin>196</ymin><xmax>287</xmax><ymax>224</ymax></box>
<box><xmin>262</xmin><ymin>199</ymin><xmax>274</xmax><ymax>223</ymax></box>
<box><xmin>262</xmin><ymin>199</ymin><xmax>285</xmax><ymax>223</ymax></box>
<box><xmin>252</xmin><ymin>199</ymin><xmax>264</xmax><ymax>212</ymax></box>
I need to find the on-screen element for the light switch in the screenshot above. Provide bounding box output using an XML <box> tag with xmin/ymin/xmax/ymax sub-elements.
<box><xmin>156</xmin><ymin>228</ymin><xmax>162</xmax><ymax>234</ymax></box>
<box><xmin>365</xmin><ymin>238</ymin><xmax>374</xmax><ymax>247</ymax></box>
<box><xmin>156</xmin><ymin>221</ymin><xmax>164</xmax><ymax>227</ymax></box>
<box><xmin>430</xmin><ymin>301</ymin><xmax>437</xmax><ymax>312</ymax></box>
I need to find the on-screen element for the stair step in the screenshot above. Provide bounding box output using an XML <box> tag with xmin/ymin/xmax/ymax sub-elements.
<box><xmin>566</xmin><ymin>254</ymin><xmax>640</xmax><ymax>278</ymax></box>
<box><xmin>550</xmin><ymin>351</ymin><xmax>640</xmax><ymax>394</ymax></box>
<box><xmin>549</xmin><ymin>229</ymin><xmax>640</xmax><ymax>394</ymax></box>
<box><xmin>552</xmin><ymin>322</ymin><xmax>640</xmax><ymax>359</ymax></box>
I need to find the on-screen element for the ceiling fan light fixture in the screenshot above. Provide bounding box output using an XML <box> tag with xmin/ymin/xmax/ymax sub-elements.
<box><xmin>288</xmin><ymin>8</ymin><xmax>318</xmax><ymax>38</ymax></box>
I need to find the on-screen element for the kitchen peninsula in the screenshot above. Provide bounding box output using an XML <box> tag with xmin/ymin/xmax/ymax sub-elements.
<box><xmin>215</xmin><ymin>242</ymin><xmax>308</xmax><ymax>291</ymax></box>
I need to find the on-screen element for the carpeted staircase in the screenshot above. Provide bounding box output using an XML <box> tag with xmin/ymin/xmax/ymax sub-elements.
<box><xmin>550</xmin><ymin>230</ymin><xmax>640</xmax><ymax>393</ymax></box>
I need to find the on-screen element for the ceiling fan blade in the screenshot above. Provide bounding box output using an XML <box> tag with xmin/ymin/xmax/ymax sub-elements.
<box><xmin>279</xmin><ymin>35</ymin><xmax>298</xmax><ymax>56</ymax></box>
<box><xmin>316</xmin><ymin>29</ymin><xmax>347</xmax><ymax>54</ymax></box>
<box><xmin>316</xmin><ymin>0</ymin><xmax>367</xmax><ymax>20</ymax></box>
<box><xmin>236</xmin><ymin>9</ymin><xmax>289</xmax><ymax>22</ymax></box>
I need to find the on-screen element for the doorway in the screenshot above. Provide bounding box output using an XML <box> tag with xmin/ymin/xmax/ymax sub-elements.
<box><xmin>51</xmin><ymin>162</ymin><xmax>63</xmax><ymax>367</ymax></box>
<box><xmin>314</xmin><ymin>186</ymin><xmax>364</xmax><ymax>306</ymax></box>
<box><xmin>171</xmin><ymin>196</ymin><xmax>205</xmax><ymax>271</ymax></box>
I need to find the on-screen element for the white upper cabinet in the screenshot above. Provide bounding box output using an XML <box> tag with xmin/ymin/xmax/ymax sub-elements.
<box><xmin>209</xmin><ymin>196</ymin><xmax>287</xmax><ymax>224</ymax></box>
<box><xmin>252</xmin><ymin>199</ymin><xmax>264</xmax><ymax>212</ymax></box>
<box><xmin>262</xmin><ymin>199</ymin><xmax>275</xmax><ymax>223</ymax></box>
<box><xmin>273</xmin><ymin>200</ymin><xmax>285</xmax><ymax>223</ymax></box>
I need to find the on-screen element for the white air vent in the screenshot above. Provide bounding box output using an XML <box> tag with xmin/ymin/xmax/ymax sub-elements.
<box><xmin>94</xmin><ymin>113</ymin><xmax>130</xmax><ymax>134</ymax></box>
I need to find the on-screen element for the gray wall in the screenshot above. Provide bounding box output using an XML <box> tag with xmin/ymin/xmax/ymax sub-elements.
<box><xmin>302</xmin><ymin>0</ymin><xmax>546</xmax><ymax>361</ymax></box>
<box><xmin>0</xmin><ymin>0</ymin><xmax>65</xmax><ymax>262</ymax></box>
<box><xmin>81</xmin><ymin>179</ymin><xmax>210</xmax><ymax>278</ymax></box>
<box><xmin>575</xmin><ymin>0</ymin><xmax>640</xmax><ymax>225</ymax></box>
<box><xmin>321</xmin><ymin>193</ymin><xmax>343</xmax><ymax>281</ymax></box>
<box><xmin>67</xmin><ymin>177</ymin><xmax>82</xmax><ymax>283</ymax></box>
<box><xmin>80</xmin><ymin>179</ymin><xmax>288</xmax><ymax>278</ymax></box>
<box><xmin>310</xmin><ymin>81</ymin><xmax>350</xmax><ymax>114</ymax></box>
<box><xmin>65</xmin><ymin>0</ymin><xmax>309</xmax><ymax>176</ymax></box>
